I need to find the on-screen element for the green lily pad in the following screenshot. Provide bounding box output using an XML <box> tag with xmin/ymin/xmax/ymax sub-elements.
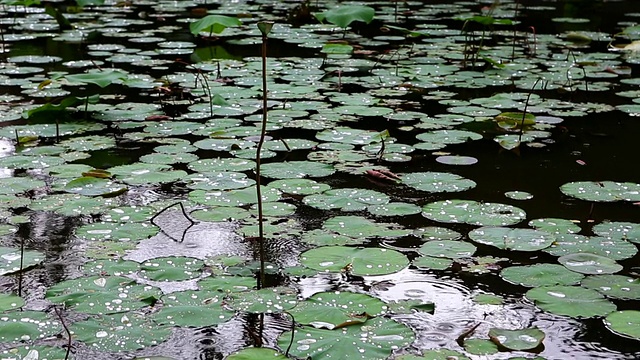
<box><xmin>303</xmin><ymin>188</ymin><xmax>389</xmax><ymax>211</ymax></box>
<box><xmin>560</xmin><ymin>181</ymin><xmax>640</xmax><ymax>202</ymax></box>
<box><xmin>65</xmin><ymin>70</ymin><xmax>127</xmax><ymax>88</ymax></box>
<box><xmin>152</xmin><ymin>289</ymin><xmax>234</xmax><ymax>327</ymax></box>
<box><xmin>300</xmin><ymin>246</ymin><xmax>408</xmax><ymax>276</ymax></box>
<box><xmin>0</xmin><ymin>346</ymin><xmax>69</xmax><ymax>360</ymax></box>
<box><xmin>278</xmin><ymin>316</ymin><xmax>413</xmax><ymax>360</ymax></box>
<box><xmin>526</xmin><ymin>285</ymin><xmax>616</xmax><ymax>318</ymax></box>
<box><xmin>528</xmin><ymin>218</ymin><xmax>581</xmax><ymax>234</ymax></box>
<box><xmin>64</xmin><ymin>176</ymin><xmax>128</xmax><ymax>197</ymax></box>
<box><xmin>315</xmin><ymin>5</ymin><xmax>375</xmax><ymax>29</ymax></box>
<box><xmin>0</xmin><ymin>311</ymin><xmax>60</xmax><ymax>343</ymax></box>
<box><xmin>109</xmin><ymin>163</ymin><xmax>187</xmax><ymax>185</ymax></box>
<box><xmin>367</xmin><ymin>202</ymin><xmax>421</xmax><ymax>216</ymax></box>
<box><xmin>464</xmin><ymin>338</ymin><xmax>499</xmax><ymax>355</ymax></box>
<box><xmin>558</xmin><ymin>252</ymin><xmax>623</xmax><ymax>274</ymax></box>
<box><xmin>260</xmin><ymin>161</ymin><xmax>335</xmax><ymax>179</ymax></box>
<box><xmin>0</xmin><ymin>247</ymin><xmax>45</xmax><ymax>275</ymax></box>
<box><xmin>189</xmin><ymin>186</ymin><xmax>281</xmax><ymax>207</ymax></box>
<box><xmin>72</xmin><ymin>312</ymin><xmax>171</xmax><ymax>351</ymax></box>
<box><xmin>75</xmin><ymin>222</ymin><xmax>159</xmax><ymax>242</ymax></box>
<box><xmin>468</xmin><ymin>227</ymin><xmax>554</xmax><ymax>251</ymax></box>
<box><xmin>501</xmin><ymin>263</ymin><xmax>584</xmax><ymax>287</ymax></box>
<box><xmin>401</xmin><ymin>172</ymin><xmax>476</xmax><ymax>193</ymax></box>
<box><xmin>268</xmin><ymin>178</ymin><xmax>331</xmax><ymax>195</ymax></box>
<box><xmin>416</xmin><ymin>129</ymin><xmax>482</xmax><ymax>147</ymax></box>
<box><xmin>592</xmin><ymin>221</ymin><xmax>640</xmax><ymax>244</ymax></box>
<box><xmin>188</xmin><ymin>158</ymin><xmax>256</xmax><ymax>172</ymax></box>
<box><xmin>316</xmin><ymin>127</ymin><xmax>382</xmax><ymax>145</ymax></box>
<box><xmin>418</xmin><ymin>240</ymin><xmax>476</xmax><ymax>259</ymax></box>
<box><xmin>396</xmin><ymin>349</ymin><xmax>470</xmax><ymax>360</ymax></box>
<box><xmin>581</xmin><ymin>274</ymin><xmax>640</xmax><ymax>300</ymax></box>
<box><xmin>422</xmin><ymin>200</ymin><xmax>526</xmax><ymax>226</ymax></box>
<box><xmin>139</xmin><ymin>257</ymin><xmax>203</xmax><ymax>282</ymax></box>
<box><xmin>488</xmin><ymin>327</ymin><xmax>545</xmax><ymax>351</ymax></box>
<box><xmin>323</xmin><ymin>215</ymin><xmax>410</xmax><ymax>239</ymax></box>
<box><xmin>543</xmin><ymin>234</ymin><xmax>637</xmax><ymax>260</ymax></box>
<box><xmin>0</xmin><ymin>294</ymin><xmax>24</xmax><ymax>311</ymax></box>
<box><xmin>288</xmin><ymin>291</ymin><xmax>387</xmax><ymax>329</ymax></box>
<box><xmin>0</xmin><ymin>177</ymin><xmax>44</xmax><ymax>195</ymax></box>
<box><xmin>185</xmin><ymin>172</ymin><xmax>254</xmax><ymax>191</ymax></box>
<box><xmin>412</xmin><ymin>256</ymin><xmax>453</xmax><ymax>270</ymax></box>
<box><xmin>226</xmin><ymin>348</ymin><xmax>288</xmax><ymax>360</ymax></box>
<box><xmin>46</xmin><ymin>276</ymin><xmax>161</xmax><ymax>314</ymax></box>
<box><xmin>605</xmin><ymin>311</ymin><xmax>640</xmax><ymax>340</ymax></box>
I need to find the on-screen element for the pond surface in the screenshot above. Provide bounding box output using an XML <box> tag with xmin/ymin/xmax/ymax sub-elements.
<box><xmin>1</xmin><ymin>0</ymin><xmax>640</xmax><ymax>359</ymax></box>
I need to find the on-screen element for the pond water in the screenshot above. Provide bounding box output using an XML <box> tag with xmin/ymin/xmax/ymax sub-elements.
<box><xmin>1</xmin><ymin>0</ymin><xmax>640</xmax><ymax>359</ymax></box>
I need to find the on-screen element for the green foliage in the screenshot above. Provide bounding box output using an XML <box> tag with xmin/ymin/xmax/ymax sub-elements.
<box><xmin>190</xmin><ymin>15</ymin><xmax>242</xmax><ymax>36</ymax></box>
<box><xmin>314</xmin><ymin>5</ymin><xmax>375</xmax><ymax>29</ymax></box>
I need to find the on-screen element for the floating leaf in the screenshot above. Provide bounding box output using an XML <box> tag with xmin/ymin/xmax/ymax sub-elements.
<box><xmin>227</xmin><ymin>348</ymin><xmax>288</xmax><ymax>360</ymax></box>
<box><xmin>501</xmin><ymin>264</ymin><xmax>584</xmax><ymax>287</ymax></box>
<box><xmin>558</xmin><ymin>253</ymin><xmax>623</xmax><ymax>274</ymax></box>
<box><xmin>605</xmin><ymin>311</ymin><xmax>640</xmax><ymax>340</ymax></box>
<box><xmin>0</xmin><ymin>247</ymin><xmax>45</xmax><ymax>276</ymax></box>
<box><xmin>592</xmin><ymin>221</ymin><xmax>640</xmax><ymax>244</ymax></box>
<box><xmin>190</xmin><ymin>15</ymin><xmax>242</xmax><ymax>36</ymax></box>
<box><xmin>314</xmin><ymin>5</ymin><xmax>375</xmax><ymax>29</ymax></box>
<box><xmin>0</xmin><ymin>294</ymin><xmax>24</xmax><ymax>311</ymax></box>
<box><xmin>418</xmin><ymin>240</ymin><xmax>476</xmax><ymax>259</ymax></box>
<box><xmin>288</xmin><ymin>291</ymin><xmax>387</xmax><ymax>329</ymax></box>
<box><xmin>526</xmin><ymin>285</ymin><xmax>616</xmax><ymax>318</ymax></box>
<box><xmin>0</xmin><ymin>311</ymin><xmax>60</xmax><ymax>343</ymax></box>
<box><xmin>278</xmin><ymin>317</ymin><xmax>413</xmax><ymax>360</ymax></box>
<box><xmin>261</xmin><ymin>161</ymin><xmax>335</xmax><ymax>179</ymax></box>
<box><xmin>468</xmin><ymin>227</ymin><xmax>554</xmax><ymax>251</ymax></box>
<box><xmin>422</xmin><ymin>200</ymin><xmax>526</xmax><ymax>226</ymax></box>
<box><xmin>303</xmin><ymin>188</ymin><xmax>389</xmax><ymax>211</ymax></box>
<box><xmin>226</xmin><ymin>287</ymin><xmax>298</xmax><ymax>313</ymax></box>
<box><xmin>581</xmin><ymin>274</ymin><xmax>640</xmax><ymax>300</ymax></box>
<box><xmin>65</xmin><ymin>70</ymin><xmax>126</xmax><ymax>88</ymax></box>
<box><xmin>64</xmin><ymin>176</ymin><xmax>128</xmax><ymax>197</ymax></box>
<box><xmin>323</xmin><ymin>215</ymin><xmax>410</xmax><ymax>239</ymax></box>
<box><xmin>152</xmin><ymin>289</ymin><xmax>234</xmax><ymax>327</ymax></box>
<box><xmin>300</xmin><ymin>246</ymin><xmax>408</xmax><ymax>276</ymax></box>
<box><xmin>543</xmin><ymin>234</ymin><xmax>636</xmax><ymax>260</ymax></box>
<box><xmin>560</xmin><ymin>181</ymin><xmax>640</xmax><ymax>202</ymax></box>
<box><xmin>488</xmin><ymin>327</ymin><xmax>545</xmax><ymax>351</ymax></box>
<box><xmin>401</xmin><ymin>172</ymin><xmax>476</xmax><ymax>193</ymax></box>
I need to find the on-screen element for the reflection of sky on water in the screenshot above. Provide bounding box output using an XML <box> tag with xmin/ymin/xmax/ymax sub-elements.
<box><xmin>0</xmin><ymin>138</ymin><xmax>15</xmax><ymax>178</ymax></box>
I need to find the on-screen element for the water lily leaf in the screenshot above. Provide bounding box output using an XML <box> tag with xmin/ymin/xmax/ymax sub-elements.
<box><xmin>367</xmin><ymin>202</ymin><xmax>421</xmax><ymax>216</ymax></box>
<box><xmin>65</xmin><ymin>70</ymin><xmax>127</xmax><ymax>88</ymax></box>
<box><xmin>0</xmin><ymin>294</ymin><xmax>24</xmax><ymax>311</ymax></box>
<box><xmin>504</xmin><ymin>191</ymin><xmax>533</xmax><ymax>200</ymax></box>
<box><xmin>289</xmin><ymin>291</ymin><xmax>387</xmax><ymax>329</ymax></box>
<box><xmin>75</xmin><ymin>222</ymin><xmax>159</xmax><ymax>242</ymax></box>
<box><xmin>592</xmin><ymin>221</ymin><xmax>640</xmax><ymax>244</ymax></box>
<box><xmin>226</xmin><ymin>286</ymin><xmax>298</xmax><ymax>313</ymax></box>
<box><xmin>323</xmin><ymin>215</ymin><xmax>410</xmax><ymax>239</ymax></box>
<box><xmin>189</xmin><ymin>186</ymin><xmax>281</xmax><ymax>207</ymax></box>
<box><xmin>528</xmin><ymin>218</ymin><xmax>581</xmax><ymax>234</ymax></box>
<box><xmin>188</xmin><ymin>158</ymin><xmax>256</xmax><ymax>172</ymax></box>
<box><xmin>488</xmin><ymin>327</ymin><xmax>545</xmax><ymax>351</ymax></box>
<box><xmin>526</xmin><ymin>285</ymin><xmax>616</xmax><ymax>318</ymax></box>
<box><xmin>0</xmin><ymin>311</ymin><xmax>60</xmax><ymax>343</ymax></box>
<box><xmin>412</xmin><ymin>256</ymin><xmax>453</xmax><ymax>270</ymax></box>
<box><xmin>139</xmin><ymin>257</ymin><xmax>203</xmax><ymax>282</ymax></box>
<box><xmin>314</xmin><ymin>5</ymin><xmax>375</xmax><ymax>29</ymax></box>
<box><xmin>185</xmin><ymin>171</ymin><xmax>254</xmax><ymax>191</ymax></box>
<box><xmin>46</xmin><ymin>276</ymin><xmax>161</xmax><ymax>314</ymax></box>
<box><xmin>64</xmin><ymin>176</ymin><xmax>128</xmax><ymax>197</ymax></box>
<box><xmin>278</xmin><ymin>317</ymin><xmax>413</xmax><ymax>360</ymax></box>
<box><xmin>558</xmin><ymin>253</ymin><xmax>623</xmax><ymax>275</ymax></box>
<box><xmin>0</xmin><ymin>155</ymin><xmax>66</xmax><ymax>170</ymax></box>
<box><xmin>299</xmin><ymin>229</ymin><xmax>364</xmax><ymax>246</ymax></box>
<box><xmin>102</xmin><ymin>206</ymin><xmax>155</xmax><ymax>223</ymax></box>
<box><xmin>494</xmin><ymin>112</ymin><xmax>536</xmax><ymax>127</ymax></box>
<box><xmin>316</xmin><ymin>127</ymin><xmax>382</xmax><ymax>145</ymax></box>
<box><xmin>303</xmin><ymin>188</ymin><xmax>389</xmax><ymax>211</ymax></box>
<box><xmin>416</xmin><ymin>129</ymin><xmax>482</xmax><ymax>146</ymax></box>
<box><xmin>152</xmin><ymin>289</ymin><xmax>234</xmax><ymax>327</ymax></box>
<box><xmin>261</xmin><ymin>161</ymin><xmax>335</xmax><ymax>179</ymax></box>
<box><xmin>72</xmin><ymin>312</ymin><xmax>171</xmax><ymax>351</ymax></box>
<box><xmin>422</xmin><ymin>200</ymin><xmax>526</xmax><ymax>226</ymax></box>
<box><xmin>544</xmin><ymin>234</ymin><xmax>636</xmax><ymax>260</ymax></box>
<box><xmin>581</xmin><ymin>274</ymin><xmax>640</xmax><ymax>300</ymax></box>
<box><xmin>0</xmin><ymin>247</ymin><xmax>45</xmax><ymax>275</ymax></box>
<box><xmin>418</xmin><ymin>240</ymin><xmax>476</xmax><ymax>259</ymax></box>
<box><xmin>468</xmin><ymin>227</ymin><xmax>554</xmax><ymax>251</ymax></box>
<box><xmin>605</xmin><ymin>311</ymin><xmax>640</xmax><ymax>340</ymax></box>
<box><xmin>401</xmin><ymin>171</ymin><xmax>476</xmax><ymax>193</ymax></box>
<box><xmin>395</xmin><ymin>349</ymin><xmax>470</xmax><ymax>360</ymax></box>
<box><xmin>109</xmin><ymin>163</ymin><xmax>186</xmax><ymax>185</ymax></box>
<box><xmin>198</xmin><ymin>275</ymin><xmax>255</xmax><ymax>293</ymax></box>
<box><xmin>227</xmin><ymin>347</ymin><xmax>288</xmax><ymax>360</ymax></box>
<box><xmin>300</xmin><ymin>246</ymin><xmax>408</xmax><ymax>276</ymax></box>
<box><xmin>190</xmin><ymin>15</ymin><xmax>241</xmax><ymax>36</ymax></box>
<box><xmin>560</xmin><ymin>181</ymin><xmax>640</xmax><ymax>202</ymax></box>
<box><xmin>0</xmin><ymin>346</ymin><xmax>69</xmax><ymax>360</ymax></box>
<box><xmin>501</xmin><ymin>263</ymin><xmax>584</xmax><ymax>287</ymax></box>
<box><xmin>268</xmin><ymin>178</ymin><xmax>330</xmax><ymax>195</ymax></box>
<box><xmin>0</xmin><ymin>177</ymin><xmax>45</xmax><ymax>195</ymax></box>
<box><xmin>464</xmin><ymin>338</ymin><xmax>498</xmax><ymax>355</ymax></box>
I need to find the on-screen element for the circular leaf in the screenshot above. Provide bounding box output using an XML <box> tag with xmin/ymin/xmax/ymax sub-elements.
<box><xmin>558</xmin><ymin>253</ymin><xmax>623</xmax><ymax>274</ymax></box>
<box><xmin>303</xmin><ymin>188</ymin><xmax>389</xmax><ymax>211</ymax></box>
<box><xmin>401</xmin><ymin>172</ymin><xmax>476</xmax><ymax>193</ymax></box>
<box><xmin>422</xmin><ymin>200</ymin><xmax>526</xmax><ymax>226</ymax></box>
<box><xmin>300</xmin><ymin>246</ymin><xmax>408</xmax><ymax>276</ymax></box>
<box><xmin>526</xmin><ymin>285</ymin><xmax>616</xmax><ymax>318</ymax></box>
<box><xmin>560</xmin><ymin>181</ymin><xmax>640</xmax><ymax>202</ymax></box>
<box><xmin>418</xmin><ymin>240</ymin><xmax>476</xmax><ymax>259</ymax></box>
<box><xmin>468</xmin><ymin>227</ymin><xmax>554</xmax><ymax>251</ymax></box>
<box><xmin>581</xmin><ymin>275</ymin><xmax>640</xmax><ymax>300</ymax></box>
<box><xmin>488</xmin><ymin>327</ymin><xmax>545</xmax><ymax>351</ymax></box>
<box><xmin>288</xmin><ymin>291</ymin><xmax>387</xmax><ymax>329</ymax></box>
<box><xmin>501</xmin><ymin>263</ymin><xmax>584</xmax><ymax>287</ymax></box>
<box><xmin>605</xmin><ymin>311</ymin><xmax>640</xmax><ymax>340</ymax></box>
<box><xmin>261</xmin><ymin>161</ymin><xmax>335</xmax><ymax>179</ymax></box>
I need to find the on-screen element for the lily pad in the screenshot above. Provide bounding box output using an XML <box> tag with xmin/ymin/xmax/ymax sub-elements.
<box><xmin>605</xmin><ymin>311</ymin><xmax>640</xmax><ymax>340</ymax></box>
<box><xmin>72</xmin><ymin>312</ymin><xmax>171</xmax><ymax>351</ymax></box>
<box><xmin>0</xmin><ymin>247</ymin><xmax>45</xmax><ymax>275</ymax></box>
<box><xmin>288</xmin><ymin>291</ymin><xmax>387</xmax><ymax>329</ymax></box>
<box><xmin>488</xmin><ymin>327</ymin><xmax>545</xmax><ymax>351</ymax></box>
<box><xmin>422</xmin><ymin>200</ymin><xmax>526</xmax><ymax>226</ymax></box>
<box><xmin>226</xmin><ymin>287</ymin><xmax>298</xmax><ymax>314</ymax></box>
<box><xmin>592</xmin><ymin>221</ymin><xmax>640</xmax><ymax>244</ymax></box>
<box><xmin>323</xmin><ymin>215</ymin><xmax>410</xmax><ymax>239</ymax></box>
<box><xmin>418</xmin><ymin>240</ymin><xmax>476</xmax><ymax>259</ymax></box>
<box><xmin>543</xmin><ymin>234</ymin><xmax>637</xmax><ymax>260</ymax></box>
<box><xmin>303</xmin><ymin>188</ymin><xmax>389</xmax><ymax>211</ymax></box>
<box><xmin>528</xmin><ymin>218</ymin><xmax>581</xmax><ymax>234</ymax></box>
<box><xmin>260</xmin><ymin>161</ymin><xmax>335</xmax><ymax>179</ymax></box>
<box><xmin>468</xmin><ymin>227</ymin><xmax>554</xmax><ymax>251</ymax></box>
<box><xmin>0</xmin><ymin>294</ymin><xmax>24</xmax><ymax>311</ymax></box>
<box><xmin>64</xmin><ymin>176</ymin><xmax>128</xmax><ymax>197</ymax></box>
<box><xmin>526</xmin><ymin>285</ymin><xmax>616</xmax><ymax>318</ymax></box>
<box><xmin>46</xmin><ymin>276</ymin><xmax>161</xmax><ymax>314</ymax></box>
<box><xmin>401</xmin><ymin>172</ymin><xmax>476</xmax><ymax>193</ymax></box>
<box><xmin>300</xmin><ymin>246</ymin><xmax>408</xmax><ymax>276</ymax></box>
<box><xmin>560</xmin><ymin>181</ymin><xmax>640</xmax><ymax>202</ymax></box>
<box><xmin>226</xmin><ymin>348</ymin><xmax>288</xmax><ymax>360</ymax></box>
<box><xmin>581</xmin><ymin>274</ymin><xmax>640</xmax><ymax>300</ymax></box>
<box><xmin>0</xmin><ymin>311</ymin><xmax>60</xmax><ymax>343</ymax></box>
<box><xmin>278</xmin><ymin>316</ymin><xmax>413</xmax><ymax>360</ymax></box>
<box><xmin>558</xmin><ymin>253</ymin><xmax>623</xmax><ymax>275</ymax></box>
<box><xmin>152</xmin><ymin>289</ymin><xmax>234</xmax><ymax>327</ymax></box>
<box><xmin>501</xmin><ymin>263</ymin><xmax>584</xmax><ymax>287</ymax></box>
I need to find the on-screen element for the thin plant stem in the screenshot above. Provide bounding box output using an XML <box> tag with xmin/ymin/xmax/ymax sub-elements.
<box><xmin>255</xmin><ymin>24</ymin><xmax>271</xmax><ymax>290</ymax></box>
<box><xmin>284</xmin><ymin>311</ymin><xmax>297</xmax><ymax>356</ymax></box>
<box><xmin>518</xmin><ymin>78</ymin><xmax>542</xmax><ymax>144</ymax></box>
<box><xmin>18</xmin><ymin>236</ymin><xmax>24</xmax><ymax>297</ymax></box>
<box><xmin>54</xmin><ymin>306</ymin><xmax>72</xmax><ymax>360</ymax></box>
